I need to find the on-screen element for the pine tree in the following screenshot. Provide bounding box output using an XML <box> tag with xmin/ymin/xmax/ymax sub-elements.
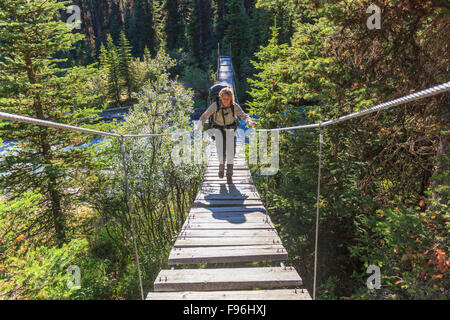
<box><xmin>0</xmin><ymin>0</ymin><xmax>99</xmax><ymax>246</ymax></box>
<box><xmin>99</xmin><ymin>43</ymin><xmax>110</xmax><ymax>73</ymax></box>
<box><xmin>224</xmin><ymin>0</ymin><xmax>249</xmax><ymax>72</ymax></box>
<box><xmin>106</xmin><ymin>35</ymin><xmax>122</xmax><ymax>105</ymax></box>
<box><xmin>118</xmin><ymin>31</ymin><xmax>135</xmax><ymax>99</ymax></box>
<box><xmin>143</xmin><ymin>46</ymin><xmax>152</xmax><ymax>62</ymax></box>
<box><xmin>185</xmin><ymin>0</ymin><xmax>201</xmax><ymax>61</ymax></box>
<box><xmin>165</xmin><ymin>0</ymin><xmax>184</xmax><ymax>51</ymax></box>
<box><xmin>152</xmin><ymin>0</ymin><xmax>168</xmax><ymax>52</ymax></box>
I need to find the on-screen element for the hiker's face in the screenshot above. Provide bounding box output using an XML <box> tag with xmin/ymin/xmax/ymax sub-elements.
<box><xmin>220</xmin><ymin>94</ymin><xmax>232</xmax><ymax>107</ymax></box>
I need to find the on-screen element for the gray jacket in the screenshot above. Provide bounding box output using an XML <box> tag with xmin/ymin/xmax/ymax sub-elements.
<box><xmin>199</xmin><ymin>102</ymin><xmax>252</xmax><ymax>127</ymax></box>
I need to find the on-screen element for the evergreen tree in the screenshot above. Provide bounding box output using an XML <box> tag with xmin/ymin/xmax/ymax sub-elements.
<box><xmin>0</xmin><ymin>0</ymin><xmax>99</xmax><ymax>246</ymax></box>
<box><xmin>165</xmin><ymin>0</ymin><xmax>184</xmax><ymax>52</ymax></box>
<box><xmin>152</xmin><ymin>0</ymin><xmax>168</xmax><ymax>52</ymax></box>
<box><xmin>105</xmin><ymin>35</ymin><xmax>122</xmax><ymax>104</ymax></box>
<box><xmin>118</xmin><ymin>31</ymin><xmax>135</xmax><ymax>99</ymax></box>
<box><xmin>185</xmin><ymin>0</ymin><xmax>201</xmax><ymax>62</ymax></box>
<box><xmin>99</xmin><ymin>43</ymin><xmax>110</xmax><ymax>73</ymax></box>
<box><xmin>224</xmin><ymin>0</ymin><xmax>249</xmax><ymax>72</ymax></box>
<box><xmin>125</xmin><ymin>0</ymin><xmax>154</xmax><ymax>58</ymax></box>
<box><xmin>143</xmin><ymin>46</ymin><xmax>152</xmax><ymax>62</ymax></box>
<box><xmin>212</xmin><ymin>0</ymin><xmax>227</xmax><ymax>42</ymax></box>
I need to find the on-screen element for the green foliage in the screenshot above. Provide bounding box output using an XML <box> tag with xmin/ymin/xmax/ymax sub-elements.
<box><xmin>224</xmin><ymin>0</ymin><xmax>249</xmax><ymax>66</ymax></box>
<box><xmin>152</xmin><ymin>0</ymin><xmax>168</xmax><ymax>52</ymax></box>
<box><xmin>131</xmin><ymin>46</ymin><xmax>178</xmax><ymax>93</ymax></box>
<box><xmin>0</xmin><ymin>0</ymin><xmax>104</xmax><ymax>247</ymax></box>
<box><xmin>1</xmin><ymin>0</ymin><xmax>447</xmax><ymax>301</ymax></box>
<box><xmin>249</xmin><ymin>0</ymin><xmax>449</xmax><ymax>299</ymax></box>
<box><xmin>105</xmin><ymin>35</ymin><xmax>122</xmax><ymax>104</ymax></box>
<box><xmin>0</xmin><ymin>238</ymin><xmax>88</xmax><ymax>299</ymax></box>
<box><xmin>80</xmin><ymin>51</ymin><xmax>203</xmax><ymax>299</ymax></box>
<box><xmin>181</xmin><ymin>65</ymin><xmax>212</xmax><ymax>102</ymax></box>
<box><xmin>349</xmin><ymin>158</ymin><xmax>449</xmax><ymax>299</ymax></box>
<box><xmin>118</xmin><ymin>31</ymin><xmax>136</xmax><ymax>99</ymax></box>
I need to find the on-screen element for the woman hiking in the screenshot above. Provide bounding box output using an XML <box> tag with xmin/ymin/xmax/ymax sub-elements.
<box><xmin>194</xmin><ymin>86</ymin><xmax>256</xmax><ymax>183</ymax></box>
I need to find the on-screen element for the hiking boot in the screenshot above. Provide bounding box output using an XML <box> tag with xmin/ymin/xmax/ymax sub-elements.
<box><xmin>226</xmin><ymin>164</ymin><xmax>233</xmax><ymax>184</ymax></box>
<box><xmin>218</xmin><ymin>163</ymin><xmax>224</xmax><ymax>178</ymax></box>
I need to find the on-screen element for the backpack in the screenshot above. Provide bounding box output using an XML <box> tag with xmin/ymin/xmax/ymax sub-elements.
<box><xmin>204</xmin><ymin>83</ymin><xmax>239</xmax><ymax>131</ymax></box>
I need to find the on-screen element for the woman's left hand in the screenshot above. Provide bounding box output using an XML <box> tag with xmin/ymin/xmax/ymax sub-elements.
<box><xmin>248</xmin><ymin>121</ymin><xmax>257</xmax><ymax>127</ymax></box>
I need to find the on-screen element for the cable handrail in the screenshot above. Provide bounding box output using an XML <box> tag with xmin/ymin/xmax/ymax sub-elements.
<box><xmin>2</xmin><ymin>81</ymin><xmax>448</xmax><ymax>139</ymax></box>
<box><xmin>1</xmin><ymin>81</ymin><xmax>448</xmax><ymax>140</ymax></box>
<box><xmin>0</xmin><ymin>111</ymin><xmax>192</xmax><ymax>138</ymax></box>
<box><xmin>256</xmin><ymin>81</ymin><xmax>450</xmax><ymax>131</ymax></box>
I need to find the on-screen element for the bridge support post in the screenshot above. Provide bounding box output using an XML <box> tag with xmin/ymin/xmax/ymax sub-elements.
<box><xmin>313</xmin><ymin>126</ymin><xmax>323</xmax><ymax>300</ymax></box>
<box><xmin>120</xmin><ymin>136</ymin><xmax>145</xmax><ymax>300</ymax></box>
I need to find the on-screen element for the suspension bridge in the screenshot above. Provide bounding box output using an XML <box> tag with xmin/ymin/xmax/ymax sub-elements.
<box><xmin>145</xmin><ymin>55</ymin><xmax>310</xmax><ymax>300</ymax></box>
<box><xmin>0</xmin><ymin>50</ymin><xmax>448</xmax><ymax>300</ymax></box>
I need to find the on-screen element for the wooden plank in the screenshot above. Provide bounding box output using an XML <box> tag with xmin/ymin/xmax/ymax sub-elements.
<box><xmin>207</xmin><ymin>157</ymin><xmax>246</xmax><ymax>161</ymax></box>
<box><xmin>207</xmin><ymin>162</ymin><xmax>247</xmax><ymax>165</ymax></box>
<box><xmin>206</xmin><ymin>164</ymin><xmax>248</xmax><ymax>168</ymax></box>
<box><xmin>204</xmin><ymin>171</ymin><xmax>249</xmax><ymax>177</ymax></box>
<box><xmin>195</xmin><ymin>193</ymin><xmax>260</xmax><ymax>201</ymax></box>
<box><xmin>206</xmin><ymin>166</ymin><xmax>249</xmax><ymax>170</ymax></box>
<box><xmin>186</xmin><ymin>214</ymin><xmax>270</xmax><ymax>223</ymax></box>
<box><xmin>168</xmin><ymin>245</ymin><xmax>287</xmax><ymax>264</ymax></box>
<box><xmin>201</xmin><ymin>182</ymin><xmax>254</xmax><ymax>186</ymax></box>
<box><xmin>193</xmin><ymin>199</ymin><xmax>263</xmax><ymax>207</ymax></box>
<box><xmin>199</xmin><ymin>187</ymin><xmax>258</xmax><ymax>194</ymax></box>
<box><xmin>195</xmin><ymin>194</ymin><xmax>261</xmax><ymax>200</ymax></box>
<box><xmin>204</xmin><ymin>171</ymin><xmax>251</xmax><ymax>176</ymax></box>
<box><xmin>153</xmin><ymin>267</ymin><xmax>302</xmax><ymax>291</ymax></box>
<box><xmin>190</xmin><ymin>206</ymin><xmax>267</xmax><ymax>213</ymax></box>
<box><xmin>177</xmin><ymin>229</ymin><xmax>278</xmax><ymax>238</ymax></box>
<box><xmin>185</xmin><ymin>214</ymin><xmax>270</xmax><ymax>224</ymax></box>
<box><xmin>197</xmin><ymin>187</ymin><xmax>257</xmax><ymax>193</ymax></box>
<box><xmin>174</xmin><ymin>236</ymin><xmax>282</xmax><ymax>248</ymax></box>
<box><xmin>185</xmin><ymin>214</ymin><xmax>272</xmax><ymax>224</ymax></box>
<box><xmin>205</xmin><ymin>167</ymin><xmax>249</xmax><ymax>171</ymax></box>
<box><xmin>188</xmin><ymin>209</ymin><xmax>267</xmax><ymax>216</ymax></box>
<box><xmin>181</xmin><ymin>221</ymin><xmax>275</xmax><ymax>230</ymax></box>
<box><xmin>200</xmin><ymin>182</ymin><xmax>254</xmax><ymax>187</ymax></box>
<box><xmin>200</xmin><ymin>183</ymin><xmax>257</xmax><ymax>190</ymax></box>
<box><xmin>203</xmin><ymin>176</ymin><xmax>252</xmax><ymax>181</ymax></box>
<box><xmin>198</xmin><ymin>187</ymin><xmax>259</xmax><ymax>195</ymax></box>
<box><xmin>203</xmin><ymin>177</ymin><xmax>252</xmax><ymax>183</ymax></box>
<box><xmin>207</xmin><ymin>162</ymin><xmax>247</xmax><ymax>166</ymax></box>
<box><xmin>146</xmin><ymin>289</ymin><xmax>311</xmax><ymax>300</ymax></box>
<box><xmin>203</xmin><ymin>175</ymin><xmax>252</xmax><ymax>180</ymax></box>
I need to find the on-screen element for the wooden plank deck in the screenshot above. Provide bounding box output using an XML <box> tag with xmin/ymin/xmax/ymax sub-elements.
<box><xmin>146</xmin><ymin>289</ymin><xmax>311</xmax><ymax>300</ymax></box>
<box><xmin>146</xmin><ymin>57</ymin><xmax>310</xmax><ymax>300</ymax></box>
<box><xmin>177</xmin><ymin>229</ymin><xmax>280</xmax><ymax>238</ymax></box>
<box><xmin>174</xmin><ymin>236</ymin><xmax>283</xmax><ymax>248</ymax></box>
<box><xmin>168</xmin><ymin>245</ymin><xmax>288</xmax><ymax>265</ymax></box>
<box><xmin>153</xmin><ymin>267</ymin><xmax>302</xmax><ymax>292</ymax></box>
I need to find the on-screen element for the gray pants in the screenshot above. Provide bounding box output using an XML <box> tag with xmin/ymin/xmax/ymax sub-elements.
<box><xmin>210</xmin><ymin>127</ymin><xmax>236</xmax><ymax>165</ymax></box>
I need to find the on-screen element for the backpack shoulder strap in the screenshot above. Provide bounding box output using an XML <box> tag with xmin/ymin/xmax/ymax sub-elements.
<box><xmin>215</xmin><ymin>97</ymin><xmax>221</xmax><ymax>110</ymax></box>
<box><xmin>216</xmin><ymin>97</ymin><xmax>227</xmax><ymax>126</ymax></box>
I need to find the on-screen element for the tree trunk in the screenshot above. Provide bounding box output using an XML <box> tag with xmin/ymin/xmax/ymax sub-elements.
<box><xmin>24</xmin><ymin>54</ymin><xmax>66</xmax><ymax>246</ymax></box>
